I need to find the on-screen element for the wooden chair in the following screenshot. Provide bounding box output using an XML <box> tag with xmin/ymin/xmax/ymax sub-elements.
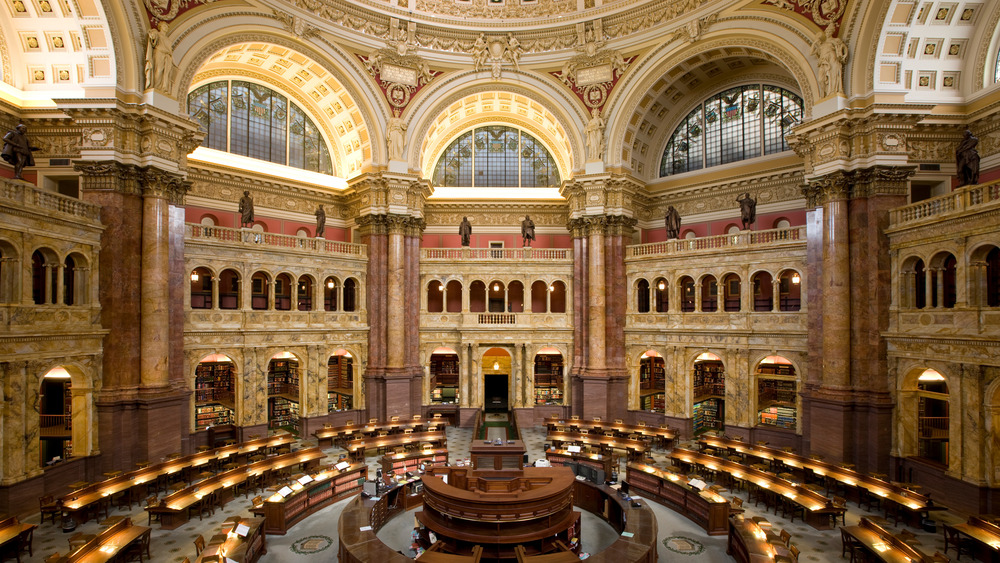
<box><xmin>250</xmin><ymin>495</ymin><xmax>264</xmax><ymax>511</ymax></box>
<box><xmin>731</xmin><ymin>496</ymin><xmax>744</xmax><ymax>508</ymax></box>
<box><xmin>774</xmin><ymin>544</ymin><xmax>799</xmax><ymax>563</ymax></box>
<box><xmin>830</xmin><ymin>495</ymin><xmax>848</xmax><ymax>526</ymax></box>
<box><xmin>145</xmin><ymin>496</ymin><xmax>161</xmax><ymax>526</ymax></box>
<box><xmin>943</xmin><ymin>525</ymin><xmax>975</xmax><ymax>560</ymax></box>
<box><xmin>15</xmin><ymin>526</ymin><xmax>34</xmax><ymax>560</ymax></box>
<box><xmin>840</xmin><ymin>528</ymin><xmax>863</xmax><ymax>563</ymax></box>
<box><xmin>777</xmin><ymin>529</ymin><xmax>792</xmax><ymax>547</ymax></box>
<box><xmin>193</xmin><ymin>534</ymin><xmax>206</xmax><ymax>556</ymax></box>
<box><xmin>121</xmin><ymin>529</ymin><xmax>151</xmax><ymax>563</ymax></box>
<box><xmin>39</xmin><ymin>495</ymin><xmax>60</xmax><ymax>525</ymax></box>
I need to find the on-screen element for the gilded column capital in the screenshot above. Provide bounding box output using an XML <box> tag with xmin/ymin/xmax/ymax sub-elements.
<box><xmin>802</xmin><ymin>170</ymin><xmax>851</xmax><ymax>206</ymax></box>
<box><xmin>405</xmin><ymin>216</ymin><xmax>426</xmax><ymax>238</ymax></box>
<box><xmin>851</xmin><ymin>165</ymin><xmax>915</xmax><ymax>199</ymax></box>
<box><xmin>141</xmin><ymin>167</ymin><xmax>190</xmax><ymax>205</ymax></box>
<box><xmin>74</xmin><ymin>160</ymin><xmax>143</xmax><ymax>195</ymax></box>
<box><xmin>566</xmin><ymin>217</ymin><xmax>588</xmax><ymax>238</ymax></box>
<box><xmin>605</xmin><ymin>215</ymin><xmax>638</xmax><ymax>236</ymax></box>
<box><xmin>355</xmin><ymin>214</ymin><xmax>390</xmax><ymax>236</ymax></box>
<box><xmin>385</xmin><ymin>214</ymin><xmax>410</xmax><ymax>235</ymax></box>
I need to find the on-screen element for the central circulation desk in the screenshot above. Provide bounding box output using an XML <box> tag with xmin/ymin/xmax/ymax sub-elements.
<box><xmin>626</xmin><ymin>462</ymin><xmax>730</xmax><ymax>535</ymax></box>
<box><xmin>257</xmin><ymin>462</ymin><xmax>367</xmax><ymax>534</ymax></box>
<box><xmin>470</xmin><ymin>440</ymin><xmax>526</xmax><ymax>470</ymax></box>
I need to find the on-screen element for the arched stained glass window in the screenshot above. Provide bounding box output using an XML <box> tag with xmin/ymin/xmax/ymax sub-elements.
<box><xmin>188</xmin><ymin>80</ymin><xmax>333</xmax><ymax>175</ymax></box>
<box><xmin>433</xmin><ymin>126</ymin><xmax>560</xmax><ymax>187</ymax></box>
<box><xmin>660</xmin><ymin>84</ymin><xmax>803</xmax><ymax>177</ymax></box>
<box><xmin>995</xmin><ymin>48</ymin><xmax>1000</xmax><ymax>83</ymax></box>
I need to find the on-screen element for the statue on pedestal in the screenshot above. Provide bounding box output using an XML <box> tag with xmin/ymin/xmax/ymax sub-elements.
<box><xmin>1</xmin><ymin>123</ymin><xmax>39</xmax><ymax>180</ymax></box>
<box><xmin>664</xmin><ymin>205</ymin><xmax>681</xmax><ymax>239</ymax></box>
<box><xmin>315</xmin><ymin>204</ymin><xmax>326</xmax><ymax>238</ymax></box>
<box><xmin>521</xmin><ymin>215</ymin><xmax>536</xmax><ymax>247</ymax></box>
<box><xmin>956</xmin><ymin>128</ymin><xmax>980</xmax><ymax>187</ymax></box>
<box><xmin>238</xmin><ymin>191</ymin><xmax>254</xmax><ymax>227</ymax></box>
<box><xmin>737</xmin><ymin>192</ymin><xmax>757</xmax><ymax>230</ymax></box>
<box><xmin>387</xmin><ymin>110</ymin><xmax>406</xmax><ymax>161</ymax></box>
<box><xmin>459</xmin><ymin>216</ymin><xmax>472</xmax><ymax>247</ymax></box>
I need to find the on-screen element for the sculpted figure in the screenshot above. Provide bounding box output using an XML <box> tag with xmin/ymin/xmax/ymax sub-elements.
<box><xmin>585</xmin><ymin>108</ymin><xmax>606</xmax><ymax>161</ymax></box>
<box><xmin>459</xmin><ymin>216</ymin><xmax>472</xmax><ymax>247</ymax></box>
<box><xmin>504</xmin><ymin>33</ymin><xmax>523</xmax><ymax>70</ymax></box>
<box><xmin>811</xmin><ymin>25</ymin><xmax>848</xmax><ymax>97</ymax></box>
<box><xmin>387</xmin><ymin>111</ymin><xmax>406</xmax><ymax>161</ymax></box>
<box><xmin>956</xmin><ymin>129</ymin><xmax>980</xmax><ymax>187</ymax></box>
<box><xmin>664</xmin><ymin>205</ymin><xmax>681</xmax><ymax>239</ymax></box>
<box><xmin>521</xmin><ymin>215</ymin><xmax>536</xmax><ymax>247</ymax></box>
<box><xmin>315</xmin><ymin>204</ymin><xmax>326</xmax><ymax>238</ymax></box>
<box><xmin>736</xmin><ymin>192</ymin><xmax>757</xmax><ymax>230</ymax></box>
<box><xmin>145</xmin><ymin>21</ymin><xmax>174</xmax><ymax>90</ymax></box>
<box><xmin>238</xmin><ymin>190</ymin><xmax>254</xmax><ymax>227</ymax></box>
<box><xmin>472</xmin><ymin>33</ymin><xmax>489</xmax><ymax>71</ymax></box>
<box><xmin>1</xmin><ymin>123</ymin><xmax>39</xmax><ymax>180</ymax></box>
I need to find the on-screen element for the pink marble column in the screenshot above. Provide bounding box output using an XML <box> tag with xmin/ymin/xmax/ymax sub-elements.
<box><xmin>140</xmin><ymin>190</ymin><xmax>170</xmax><ymax>389</ymax></box>
<box><xmin>386</xmin><ymin>218</ymin><xmax>406</xmax><ymax>368</ymax></box>
<box><xmin>822</xmin><ymin>191</ymin><xmax>850</xmax><ymax>389</ymax></box>
<box><xmin>588</xmin><ymin>219</ymin><xmax>606</xmax><ymax>372</ymax></box>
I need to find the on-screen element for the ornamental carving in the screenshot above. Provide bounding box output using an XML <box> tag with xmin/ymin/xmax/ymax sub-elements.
<box><xmin>424</xmin><ymin>210</ymin><xmax>567</xmax><ymax>228</ymax></box>
<box><xmin>142</xmin><ymin>0</ymin><xmax>215</xmax><ymax>26</ymax></box>
<box><xmin>472</xmin><ymin>33</ymin><xmax>524</xmax><ymax>81</ymax></box>
<box><xmin>551</xmin><ymin>38</ymin><xmax>633</xmax><ymax>113</ymax></box>
<box><xmin>760</xmin><ymin>0</ymin><xmax>848</xmax><ymax>32</ymax></box>
<box><xmin>273</xmin><ymin>11</ymin><xmax>320</xmax><ymax>38</ymax></box>
<box><xmin>358</xmin><ymin>45</ymin><xmax>439</xmax><ymax>111</ymax></box>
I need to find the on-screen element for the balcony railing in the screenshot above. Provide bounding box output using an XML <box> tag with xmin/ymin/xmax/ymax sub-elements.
<box><xmin>478</xmin><ymin>313</ymin><xmax>516</xmax><ymax>325</ymax></box>
<box><xmin>890</xmin><ymin>180</ymin><xmax>1000</xmax><ymax>227</ymax></box>
<box><xmin>1</xmin><ymin>178</ymin><xmax>102</xmax><ymax>222</ymax></box>
<box><xmin>186</xmin><ymin>224</ymin><xmax>367</xmax><ymax>257</ymax></box>
<box><xmin>40</xmin><ymin>414</ymin><xmax>71</xmax><ymax>435</ymax></box>
<box><xmin>422</xmin><ymin>248</ymin><xmax>572</xmax><ymax>260</ymax></box>
<box><xmin>627</xmin><ymin>226</ymin><xmax>805</xmax><ymax>258</ymax></box>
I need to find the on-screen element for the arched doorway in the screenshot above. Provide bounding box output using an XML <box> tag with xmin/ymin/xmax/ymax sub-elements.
<box><xmin>429</xmin><ymin>347</ymin><xmax>459</xmax><ymax>405</ymax></box>
<box><xmin>754</xmin><ymin>356</ymin><xmax>798</xmax><ymax>430</ymax></box>
<box><xmin>533</xmin><ymin>348</ymin><xmax>564</xmax><ymax>405</ymax></box>
<box><xmin>39</xmin><ymin>367</ymin><xmax>73</xmax><ymax>466</ymax></box>
<box><xmin>483</xmin><ymin>348</ymin><xmax>511</xmax><ymax>413</ymax></box>
<box><xmin>267</xmin><ymin>351</ymin><xmax>301</xmax><ymax>433</ymax></box>
<box><xmin>639</xmin><ymin>350</ymin><xmax>665</xmax><ymax>413</ymax></box>
<box><xmin>194</xmin><ymin>353</ymin><xmax>236</xmax><ymax>431</ymax></box>
<box><xmin>328</xmin><ymin>350</ymin><xmax>354</xmax><ymax>412</ymax></box>
<box><xmin>693</xmin><ymin>352</ymin><xmax>725</xmax><ymax>435</ymax></box>
<box><xmin>916</xmin><ymin>369</ymin><xmax>949</xmax><ymax>465</ymax></box>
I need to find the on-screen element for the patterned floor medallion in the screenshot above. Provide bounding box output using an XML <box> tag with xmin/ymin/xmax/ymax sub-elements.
<box><xmin>291</xmin><ymin>535</ymin><xmax>333</xmax><ymax>554</ymax></box>
<box><xmin>663</xmin><ymin>535</ymin><xmax>706</xmax><ymax>555</ymax></box>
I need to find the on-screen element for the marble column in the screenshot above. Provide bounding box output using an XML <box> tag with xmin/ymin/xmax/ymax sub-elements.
<box><xmin>140</xmin><ymin>184</ymin><xmax>171</xmax><ymax>389</ymax></box>
<box><xmin>821</xmin><ymin>180</ymin><xmax>851</xmax><ymax>389</ymax></box>
<box><xmin>587</xmin><ymin>218</ymin><xmax>606</xmax><ymax>373</ymax></box>
<box><xmin>386</xmin><ymin>217</ymin><xmax>406</xmax><ymax>369</ymax></box>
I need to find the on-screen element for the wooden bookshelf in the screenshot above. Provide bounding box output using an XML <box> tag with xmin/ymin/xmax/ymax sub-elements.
<box><xmin>194</xmin><ymin>362</ymin><xmax>235</xmax><ymax>430</ymax></box>
<box><xmin>534</xmin><ymin>354</ymin><xmax>564</xmax><ymax>405</ymax></box>
<box><xmin>328</xmin><ymin>355</ymin><xmax>354</xmax><ymax>413</ymax></box>
<box><xmin>430</xmin><ymin>353</ymin><xmax>459</xmax><ymax>404</ymax></box>
<box><xmin>756</xmin><ymin>364</ymin><xmax>797</xmax><ymax>429</ymax></box>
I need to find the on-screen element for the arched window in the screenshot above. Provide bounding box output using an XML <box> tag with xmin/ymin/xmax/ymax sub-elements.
<box><xmin>988</xmin><ymin>247</ymin><xmax>1000</xmax><ymax>307</ymax></box>
<box><xmin>428</xmin><ymin>280</ymin><xmax>445</xmax><ymax>313</ymax></box>
<box><xmin>251</xmin><ymin>272</ymin><xmax>270</xmax><ymax>310</ymax></box>
<box><xmin>636</xmin><ymin>279</ymin><xmax>650</xmax><ymax>313</ymax></box>
<box><xmin>190</xmin><ymin>267</ymin><xmax>213</xmax><ymax>309</ymax></box>
<box><xmin>297</xmin><ymin>275</ymin><xmax>314</xmax><ymax>311</ymax></box>
<box><xmin>752</xmin><ymin>271</ymin><xmax>774</xmax><ymax>312</ymax></box>
<box><xmin>654</xmin><ymin>278</ymin><xmax>668</xmax><ymax>312</ymax></box>
<box><xmin>660</xmin><ymin>84</ymin><xmax>803</xmax><ymax>177</ymax></box>
<box><xmin>778</xmin><ymin>270</ymin><xmax>802</xmax><ymax>311</ymax></box>
<box><xmin>188</xmin><ymin>80</ymin><xmax>333</xmax><ymax>175</ymax></box>
<box><xmin>916</xmin><ymin>369</ymin><xmax>949</xmax><ymax>466</ymax></box>
<box><xmin>680</xmin><ymin>276</ymin><xmax>696</xmax><ymax>312</ymax></box>
<box><xmin>275</xmin><ymin>273</ymin><xmax>292</xmax><ymax>311</ymax></box>
<box><xmin>219</xmin><ymin>269</ymin><xmax>240</xmax><ymax>310</ymax></box>
<box><xmin>508</xmin><ymin>280</ymin><xmax>525</xmax><ymax>313</ymax></box>
<box><xmin>324</xmin><ymin>277</ymin><xmax>339</xmax><ymax>311</ymax></box>
<box><xmin>723</xmin><ymin>273</ymin><xmax>741</xmax><ymax>312</ymax></box>
<box><xmin>432</xmin><ymin>126</ymin><xmax>560</xmax><ymax>187</ymax></box>
<box><xmin>343</xmin><ymin>278</ymin><xmax>357</xmax><ymax>311</ymax></box>
<box><xmin>550</xmin><ymin>281</ymin><xmax>566</xmax><ymax>313</ymax></box>
<box><xmin>445</xmin><ymin>280</ymin><xmax>463</xmax><ymax>313</ymax></box>
<box><xmin>701</xmin><ymin>275</ymin><xmax>718</xmax><ymax>312</ymax></box>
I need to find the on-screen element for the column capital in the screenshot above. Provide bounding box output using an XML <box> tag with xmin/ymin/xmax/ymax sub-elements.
<box><xmin>141</xmin><ymin>167</ymin><xmax>191</xmax><ymax>205</ymax></box>
<box><xmin>851</xmin><ymin>165</ymin><xmax>915</xmax><ymax>199</ymax></box>
<box><xmin>74</xmin><ymin>160</ymin><xmax>143</xmax><ymax>196</ymax></box>
<box><xmin>348</xmin><ymin>171</ymin><xmax>431</xmax><ymax>218</ymax></box>
<box><xmin>802</xmin><ymin>170</ymin><xmax>851</xmax><ymax>207</ymax></box>
<box><xmin>561</xmin><ymin>172</ymin><xmax>643</xmax><ymax>220</ymax></box>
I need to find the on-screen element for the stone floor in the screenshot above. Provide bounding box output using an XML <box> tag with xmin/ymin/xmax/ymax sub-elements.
<box><xmin>17</xmin><ymin>425</ymin><xmax>965</xmax><ymax>563</ymax></box>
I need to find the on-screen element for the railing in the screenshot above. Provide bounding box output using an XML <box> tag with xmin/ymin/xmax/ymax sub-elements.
<box><xmin>40</xmin><ymin>414</ymin><xmax>71</xmax><ymax>431</ymax></box>
<box><xmin>422</xmin><ymin>247</ymin><xmax>572</xmax><ymax>260</ymax></box>
<box><xmin>186</xmin><ymin>224</ymin><xmax>367</xmax><ymax>257</ymax></box>
<box><xmin>890</xmin><ymin>180</ymin><xmax>1000</xmax><ymax>227</ymax></box>
<box><xmin>0</xmin><ymin>178</ymin><xmax>102</xmax><ymax>222</ymax></box>
<box><xmin>627</xmin><ymin>226</ymin><xmax>805</xmax><ymax>258</ymax></box>
<box><xmin>478</xmin><ymin>313</ymin><xmax>516</xmax><ymax>325</ymax></box>
<box><xmin>918</xmin><ymin>416</ymin><xmax>949</xmax><ymax>439</ymax></box>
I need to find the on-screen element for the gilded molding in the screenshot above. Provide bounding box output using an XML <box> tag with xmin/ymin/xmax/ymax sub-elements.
<box><xmin>73</xmin><ymin>161</ymin><xmax>143</xmax><ymax>196</ymax></box>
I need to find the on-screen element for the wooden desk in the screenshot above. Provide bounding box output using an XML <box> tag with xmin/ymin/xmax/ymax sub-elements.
<box><xmin>54</xmin><ymin>518</ymin><xmax>150</xmax><ymax>563</ymax></box>
<box><xmin>626</xmin><ymin>462</ymin><xmax>730</xmax><ymax>535</ymax></box>
<box><xmin>259</xmin><ymin>462</ymin><xmax>367</xmax><ymax>534</ymax></box>
<box><xmin>545</xmin><ymin>431</ymin><xmax>649</xmax><ymax>458</ymax></box>
<box><xmin>727</xmin><ymin>515</ymin><xmax>779</xmax><ymax>563</ymax></box>
<box><xmin>669</xmin><ymin>448</ymin><xmax>842</xmax><ymax>530</ymax></box>
<box><xmin>543</xmin><ymin>417</ymin><xmax>674</xmax><ymax>447</ymax></box>
<box><xmin>700</xmin><ymin>436</ymin><xmax>938</xmax><ymax>525</ymax></box>
<box><xmin>842</xmin><ymin>517</ymin><xmax>933</xmax><ymax>563</ymax></box>
<box><xmin>470</xmin><ymin>440</ymin><xmax>525</xmax><ymax>470</ymax></box>
<box><xmin>194</xmin><ymin>517</ymin><xmax>266</xmax><ymax>563</ymax></box>
<box><xmin>381</xmin><ymin>448</ymin><xmax>449</xmax><ymax>475</ymax></box>
<box><xmin>344</xmin><ymin>431</ymin><xmax>447</xmax><ymax>460</ymax></box>
<box><xmin>946</xmin><ymin>517</ymin><xmax>1000</xmax><ymax>562</ymax></box>
<box><xmin>545</xmin><ymin>448</ymin><xmax>614</xmax><ymax>476</ymax></box>
<box><xmin>59</xmin><ymin>433</ymin><xmax>296</xmax><ymax>524</ymax></box>
<box><xmin>314</xmin><ymin>417</ymin><xmax>450</xmax><ymax>447</ymax></box>
<box><xmin>0</xmin><ymin>517</ymin><xmax>35</xmax><ymax>558</ymax></box>
<box><xmin>150</xmin><ymin>447</ymin><xmax>324</xmax><ymax>529</ymax></box>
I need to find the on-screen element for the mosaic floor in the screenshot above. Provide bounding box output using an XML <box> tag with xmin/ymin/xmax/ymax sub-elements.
<box><xmin>18</xmin><ymin>425</ymin><xmax>966</xmax><ymax>563</ymax></box>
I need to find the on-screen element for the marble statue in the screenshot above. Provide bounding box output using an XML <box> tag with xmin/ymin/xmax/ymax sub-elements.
<box><xmin>459</xmin><ymin>216</ymin><xmax>472</xmax><ymax>247</ymax></box>
<box><xmin>811</xmin><ymin>25</ymin><xmax>848</xmax><ymax>97</ymax></box>
<box><xmin>145</xmin><ymin>21</ymin><xmax>174</xmax><ymax>91</ymax></box>
<box><xmin>956</xmin><ymin>129</ymin><xmax>980</xmax><ymax>187</ymax></box>
<box><xmin>585</xmin><ymin>108</ymin><xmax>606</xmax><ymax>161</ymax></box>
<box><xmin>1</xmin><ymin>123</ymin><xmax>39</xmax><ymax>180</ymax></box>
<box><xmin>239</xmin><ymin>190</ymin><xmax>254</xmax><ymax>227</ymax></box>
<box><xmin>387</xmin><ymin>112</ymin><xmax>406</xmax><ymax>161</ymax></box>
<box><xmin>472</xmin><ymin>33</ymin><xmax>489</xmax><ymax>71</ymax></box>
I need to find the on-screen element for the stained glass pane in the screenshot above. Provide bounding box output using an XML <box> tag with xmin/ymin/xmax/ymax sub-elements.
<box><xmin>230</xmin><ymin>82</ymin><xmax>249</xmax><ymax>157</ymax></box>
<box><xmin>433</xmin><ymin>126</ymin><xmax>560</xmax><ymax>187</ymax></box>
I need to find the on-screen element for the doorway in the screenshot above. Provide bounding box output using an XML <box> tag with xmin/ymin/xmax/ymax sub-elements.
<box><xmin>482</xmin><ymin>347</ymin><xmax>510</xmax><ymax>413</ymax></box>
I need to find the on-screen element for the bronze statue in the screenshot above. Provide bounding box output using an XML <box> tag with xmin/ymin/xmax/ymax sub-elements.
<box><xmin>2</xmin><ymin>123</ymin><xmax>39</xmax><ymax>180</ymax></box>
<box><xmin>238</xmin><ymin>191</ymin><xmax>254</xmax><ymax>227</ymax></box>
<box><xmin>315</xmin><ymin>204</ymin><xmax>326</xmax><ymax>238</ymax></box>
<box><xmin>737</xmin><ymin>192</ymin><xmax>757</xmax><ymax>230</ymax></box>
<box><xmin>521</xmin><ymin>215</ymin><xmax>536</xmax><ymax>247</ymax></box>
<box><xmin>665</xmin><ymin>205</ymin><xmax>681</xmax><ymax>239</ymax></box>
<box><xmin>459</xmin><ymin>216</ymin><xmax>472</xmax><ymax>247</ymax></box>
<box><xmin>956</xmin><ymin>128</ymin><xmax>980</xmax><ymax>187</ymax></box>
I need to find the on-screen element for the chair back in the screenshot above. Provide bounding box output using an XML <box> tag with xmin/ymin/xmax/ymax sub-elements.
<box><xmin>193</xmin><ymin>534</ymin><xmax>205</xmax><ymax>555</ymax></box>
